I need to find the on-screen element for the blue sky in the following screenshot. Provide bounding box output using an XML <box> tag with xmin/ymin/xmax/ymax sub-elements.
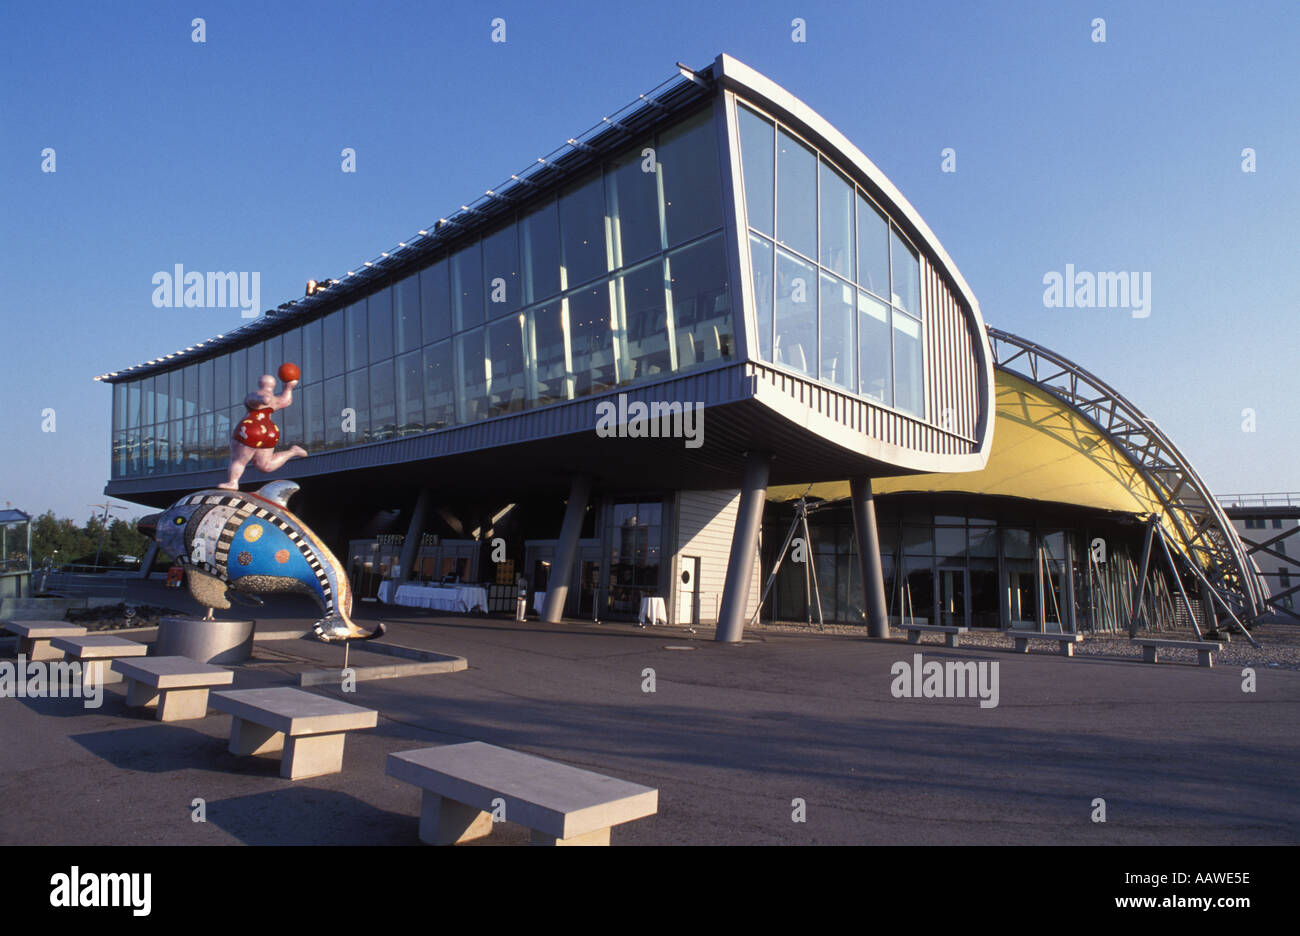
<box><xmin>1</xmin><ymin>0</ymin><xmax>1296</xmax><ymax>521</ymax></box>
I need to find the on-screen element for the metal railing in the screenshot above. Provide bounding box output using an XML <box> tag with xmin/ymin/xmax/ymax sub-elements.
<box><xmin>1216</xmin><ymin>493</ymin><xmax>1300</xmax><ymax>509</ymax></box>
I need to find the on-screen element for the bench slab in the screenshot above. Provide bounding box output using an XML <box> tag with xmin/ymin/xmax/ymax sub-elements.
<box><xmin>4</xmin><ymin>621</ymin><xmax>89</xmax><ymax>661</ymax></box>
<box><xmin>111</xmin><ymin>656</ymin><xmax>235</xmax><ymax>721</ymax></box>
<box><xmin>1131</xmin><ymin>639</ymin><xmax>1223</xmax><ymax>667</ymax></box>
<box><xmin>1011</xmin><ymin>632</ymin><xmax>1084</xmax><ymax>657</ymax></box>
<box><xmin>210</xmin><ymin>687</ymin><xmax>377</xmax><ymax>779</ymax></box>
<box><xmin>902</xmin><ymin>624</ymin><xmax>968</xmax><ymax>647</ymax></box>
<box><xmin>50</xmin><ymin>635</ymin><xmax>148</xmax><ymax>683</ymax></box>
<box><xmin>388</xmin><ymin>742</ymin><xmax>658</xmax><ymax>846</ymax></box>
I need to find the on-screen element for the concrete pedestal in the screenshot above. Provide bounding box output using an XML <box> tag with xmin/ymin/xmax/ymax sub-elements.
<box><xmin>156</xmin><ymin>617</ymin><xmax>254</xmax><ymax>664</ymax></box>
<box><xmin>282</xmin><ymin>732</ymin><xmax>347</xmax><ymax>780</ymax></box>
<box><xmin>419</xmin><ymin>792</ymin><xmax>494</xmax><ymax>845</ymax></box>
<box><xmin>230</xmin><ymin>718</ymin><xmax>284</xmax><ymax>755</ymax></box>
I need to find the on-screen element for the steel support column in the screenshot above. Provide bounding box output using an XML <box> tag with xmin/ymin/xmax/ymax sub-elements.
<box><xmin>850</xmin><ymin>479</ymin><xmax>891</xmax><ymax>638</ymax></box>
<box><xmin>540</xmin><ymin>475</ymin><xmax>592</xmax><ymax>624</ymax></box>
<box><xmin>397</xmin><ymin>489</ymin><xmax>431</xmax><ymax>584</ymax></box>
<box><xmin>716</xmin><ymin>453</ymin><xmax>771</xmax><ymax>643</ymax></box>
<box><xmin>137</xmin><ymin>541</ymin><xmax>158</xmax><ymax>580</ymax></box>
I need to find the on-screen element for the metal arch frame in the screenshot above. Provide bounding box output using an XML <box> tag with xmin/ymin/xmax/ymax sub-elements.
<box><xmin>986</xmin><ymin>326</ymin><xmax>1267</xmax><ymax>624</ymax></box>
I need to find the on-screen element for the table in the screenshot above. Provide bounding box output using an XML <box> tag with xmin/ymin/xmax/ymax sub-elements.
<box><xmin>638</xmin><ymin>596</ymin><xmax>667</xmax><ymax>626</ymax></box>
<box><xmin>379</xmin><ymin>582</ymin><xmax>488</xmax><ymax>613</ymax></box>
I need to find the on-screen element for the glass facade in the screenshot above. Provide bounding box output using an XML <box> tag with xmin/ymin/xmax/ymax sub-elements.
<box><xmin>738</xmin><ymin>102</ymin><xmax>926</xmax><ymax>416</ymax></box>
<box><xmin>109</xmin><ymin>106</ymin><xmax>731</xmax><ymax>479</ymax></box>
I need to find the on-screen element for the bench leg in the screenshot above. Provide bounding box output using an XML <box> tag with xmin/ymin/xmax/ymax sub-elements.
<box><xmin>419</xmin><ymin>792</ymin><xmax>493</xmax><ymax>845</ymax></box>
<box><xmin>85</xmin><ymin>659</ymin><xmax>123</xmax><ymax>685</ymax></box>
<box><xmin>1060</xmin><ymin>642</ymin><xmax>1074</xmax><ymax>658</ymax></box>
<box><xmin>22</xmin><ymin>638</ymin><xmax>65</xmax><ymax>662</ymax></box>
<box><xmin>1013</xmin><ymin>637</ymin><xmax>1028</xmax><ymax>653</ymax></box>
<box><xmin>230</xmin><ymin>718</ymin><xmax>284</xmax><ymax>756</ymax></box>
<box><xmin>1143</xmin><ymin>645</ymin><xmax>1158</xmax><ymax>664</ymax></box>
<box><xmin>282</xmin><ymin>732</ymin><xmax>347</xmax><ymax>780</ymax></box>
<box><xmin>1198</xmin><ymin>650</ymin><xmax>1213</xmax><ymax>668</ymax></box>
<box><xmin>125</xmin><ymin>679</ymin><xmax>159</xmax><ymax>709</ymax></box>
<box><xmin>945</xmin><ymin>632</ymin><xmax>959</xmax><ymax>648</ymax></box>
<box><xmin>530</xmin><ymin>827</ymin><xmax>611</xmax><ymax>847</ymax></box>
<box><xmin>157</xmin><ymin>687</ymin><xmax>210</xmax><ymax>722</ymax></box>
<box><xmin>907</xmin><ymin>631</ymin><xmax>921</xmax><ymax>645</ymax></box>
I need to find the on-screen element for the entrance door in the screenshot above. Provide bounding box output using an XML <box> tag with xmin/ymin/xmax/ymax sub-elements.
<box><xmin>677</xmin><ymin>556</ymin><xmax>700</xmax><ymax>626</ymax></box>
<box><xmin>937</xmin><ymin>565</ymin><xmax>967</xmax><ymax>628</ymax></box>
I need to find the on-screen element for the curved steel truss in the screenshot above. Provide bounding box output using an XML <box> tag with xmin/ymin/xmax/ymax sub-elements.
<box><xmin>987</xmin><ymin>326</ymin><xmax>1266</xmax><ymax>624</ymax></box>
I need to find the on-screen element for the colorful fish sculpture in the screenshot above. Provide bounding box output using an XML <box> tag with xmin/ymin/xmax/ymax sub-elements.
<box><xmin>137</xmin><ymin>480</ymin><xmax>384</xmax><ymax>642</ymax></box>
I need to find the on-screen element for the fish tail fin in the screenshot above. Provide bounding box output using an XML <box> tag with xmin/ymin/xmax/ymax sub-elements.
<box><xmin>312</xmin><ymin>614</ymin><xmax>385</xmax><ymax>643</ymax></box>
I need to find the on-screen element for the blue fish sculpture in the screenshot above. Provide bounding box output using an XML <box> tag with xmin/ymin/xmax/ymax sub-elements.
<box><xmin>138</xmin><ymin>481</ymin><xmax>384</xmax><ymax>642</ymax></box>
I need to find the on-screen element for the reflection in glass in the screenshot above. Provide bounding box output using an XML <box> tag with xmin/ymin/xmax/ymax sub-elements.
<box><xmin>368</xmin><ymin>288</ymin><xmax>393</xmax><ymax>362</ymax></box>
<box><xmin>420</xmin><ymin>259</ymin><xmax>450</xmax><ymax>343</ymax></box>
<box><xmin>891</xmin><ymin>228</ymin><xmax>921</xmax><ymax>315</ymax></box>
<box><xmin>369</xmin><ymin>359</ymin><xmax>396</xmax><ymax>440</ymax></box>
<box><xmin>819</xmin><ymin>273</ymin><xmax>855</xmax><ymax>390</ymax></box>
<box><xmin>394</xmin><ymin>276</ymin><xmax>421</xmax><ymax>353</ymax></box>
<box><xmin>395</xmin><ymin>350</ymin><xmax>423</xmax><ymax>435</ymax></box>
<box><xmin>482</xmin><ymin>224</ymin><xmax>520</xmax><ymax>317</ymax></box>
<box><xmin>486</xmin><ymin>316</ymin><xmax>526</xmax><ymax>416</ymax></box>
<box><xmin>606</xmin><ymin>146</ymin><xmax>662</xmax><ymax>267</ymax></box>
<box><xmin>567</xmin><ymin>284</ymin><xmax>615</xmax><ymax>397</ymax></box>
<box><xmin>616</xmin><ymin>260</ymin><xmax>670</xmax><ymax>383</ymax></box>
<box><xmin>456</xmin><ymin>329</ymin><xmax>487</xmax><ymax>424</ymax></box>
<box><xmin>423</xmin><ymin>341</ymin><xmax>454</xmax><ymax>430</ymax></box>
<box><xmin>893</xmin><ymin>312</ymin><xmax>923</xmax><ymax>417</ymax></box>
<box><xmin>303</xmin><ymin>318</ymin><xmax>324</xmax><ymax>382</ymax></box>
<box><xmin>324</xmin><ymin>376</ymin><xmax>345</xmax><ymax>449</ymax></box>
<box><xmin>775</xmin><ymin>249</ymin><xmax>816</xmax><ymax>376</ymax></box>
<box><xmin>667</xmin><ymin>234</ymin><xmax>731</xmax><ymax>372</ymax></box>
<box><xmin>346</xmin><ymin>369</ymin><xmax>370</xmax><ymax>444</ymax></box>
<box><xmin>819</xmin><ymin>160</ymin><xmax>854</xmax><ymax>278</ymax></box>
<box><xmin>777</xmin><ymin>129</ymin><xmax>816</xmax><ymax>259</ymax></box>
<box><xmin>858</xmin><ymin>291</ymin><xmax>891</xmax><ymax>405</ymax></box>
<box><xmin>346</xmin><ymin>303</ymin><xmax>369</xmax><ymax>373</ymax></box>
<box><xmin>857</xmin><ymin>194</ymin><xmax>890</xmax><ymax>300</ymax></box>
<box><xmin>520</xmin><ymin>201</ymin><xmax>561</xmax><ymax>304</ymax></box>
<box><xmin>453</xmin><ymin>243</ymin><xmax>484</xmax><ymax>332</ymax></box>
<box><xmin>737</xmin><ymin>105</ymin><xmax>774</xmax><ymax>236</ymax></box>
<box><xmin>560</xmin><ymin>171</ymin><xmax>607</xmax><ymax>288</ymax></box>
<box><xmin>659</xmin><ymin>108</ymin><xmax>722</xmax><ymax>247</ymax></box>
<box><xmin>750</xmin><ymin>235</ymin><xmax>774</xmax><ymax>361</ymax></box>
<box><xmin>526</xmin><ymin>303</ymin><xmax>568</xmax><ymax>407</ymax></box>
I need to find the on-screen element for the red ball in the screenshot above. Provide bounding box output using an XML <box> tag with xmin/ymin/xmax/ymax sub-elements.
<box><xmin>278</xmin><ymin>362</ymin><xmax>301</xmax><ymax>383</ymax></box>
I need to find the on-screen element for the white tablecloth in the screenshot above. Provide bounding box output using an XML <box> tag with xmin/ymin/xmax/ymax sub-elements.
<box><xmin>639</xmin><ymin>596</ymin><xmax>667</xmax><ymax>626</ymax></box>
<box><xmin>379</xmin><ymin>582</ymin><xmax>488</xmax><ymax>613</ymax></box>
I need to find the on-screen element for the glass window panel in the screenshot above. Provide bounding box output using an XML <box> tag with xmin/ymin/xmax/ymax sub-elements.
<box><xmin>668</xmin><ymin>234</ymin><xmax>732</xmax><ymax>372</ymax></box>
<box><xmin>155</xmin><ymin>378</ymin><xmax>171</xmax><ymax>431</ymax></box>
<box><xmin>322</xmin><ymin>310</ymin><xmax>345</xmax><ymax>378</ymax></box>
<box><xmin>423</xmin><ymin>341</ymin><xmax>455</xmax><ymax>430</ymax></box>
<box><xmin>324</xmin><ymin>376</ymin><xmax>346</xmax><ymax>449</ymax></box>
<box><xmin>452</xmin><ymin>243</ymin><xmax>484</xmax><ymax>332</ymax></box>
<box><xmin>858</xmin><ymin>291</ymin><xmax>892</xmax><ymax>405</ymax></box>
<box><xmin>264</xmin><ymin>333</ymin><xmax>282</xmax><ymax>378</ymax></box>
<box><xmin>968</xmin><ymin>525</ymin><xmax>998</xmax><ymax>558</ymax></box>
<box><xmin>184</xmin><ymin>415</ymin><xmax>198</xmax><ymax>469</ymax></box>
<box><xmin>891</xmin><ymin>228</ymin><xmax>922</xmax><ymax>315</ymax></box>
<box><xmin>345</xmin><ymin>301</ymin><xmax>368</xmax><ymax>371</ymax></box>
<box><xmin>935</xmin><ymin>526</ymin><xmax>966</xmax><ymax>559</ymax></box>
<box><xmin>369</xmin><ymin>359</ymin><xmax>396</xmax><ymax>441</ymax></box>
<box><xmin>168</xmin><ymin>419</ymin><xmax>183</xmax><ymax>467</ymax></box>
<box><xmin>209</xmin><ymin>357</ymin><xmax>226</xmax><ymax>416</ymax></box>
<box><xmin>903</xmin><ymin>525</ymin><xmax>933</xmax><ymax>556</ymax></box>
<box><xmin>126</xmin><ymin>381</ymin><xmax>140</xmax><ymax>429</ymax></box>
<box><xmin>153</xmin><ymin>422</ymin><xmax>168</xmax><ymax>472</ymax></box>
<box><xmin>486</xmin><ymin>315</ymin><xmax>526</xmax><ymax>416</ymax></box>
<box><xmin>214</xmin><ymin>404</ymin><xmax>230</xmax><ymax>458</ymax></box>
<box><xmin>819</xmin><ymin>273</ymin><xmax>855</xmax><ymax>391</ymax></box>
<box><xmin>141</xmin><ymin>376</ymin><xmax>155</xmax><ymax>426</ymax></box>
<box><xmin>777</xmin><ymin>129</ymin><xmax>817</xmax><ymax>259</ymax></box>
<box><xmin>1003</xmin><ymin>528</ymin><xmax>1032</xmax><ymax>559</ymax></box>
<box><xmin>893</xmin><ymin>311</ymin><xmax>923</xmax><ymax>417</ymax></box>
<box><xmin>302</xmin><ymin>318</ymin><xmax>324</xmax><ymax>382</ymax></box>
<box><xmin>659</xmin><ymin>108</ymin><xmax>723</xmax><ymax>247</ymax></box>
<box><xmin>559</xmin><ymin>170</ymin><xmax>608</xmax><ymax>288</ymax></box>
<box><xmin>394</xmin><ymin>276</ymin><xmax>421</xmax><ymax>353</ymax></box>
<box><xmin>304</xmin><ymin>382</ymin><xmax>324</xmax><ymax>453</ymax></box>
<box><xmin>199</xmin><ymin>413</ymin><xmax>214</xmax><ymax>470</ymax></box>
<box><xmin>419</xmin><ymin>259</ymin><xmax>451</xmax><ymax>343</ymax></box>
<box><xmin>750</xmin><ymin>235</ymin><xmax>774</xmax><ymax>361</ymax></box>
<box><xmin>169</xmin><ymin>370</ymin><xmax>184</xmax><ymax>421</ymax></box>
<box><xmin>345</xmin><ymin>368</ymin><xmax>370</xmax><ymax>444</ymax></box>
<box><xmin>112</xmin><ymin>384</ymin><xmax>125</xmax><ymax>435</ymax></box>
<box><xmin>819</xmin><ymin>160</ymin><xmax>854</xmax><ymax>278</ymax></box>
<box><xmin>368</xmin><ymin>287</ymin><xmax>393</xmax><ymax>362</ymax></box>
<box><xmin>395</xmin><ymin>350</ymin><xmax>423</xmax><ymax>435</ymax></box>
<box><xmin>245</xmin><ymin>344</ymin><xmax>263</xmax><ymax>386</ymax></box>
<box><xmin>282</xmin><ymin>327</ymin><xmax>302</xmax><ymax>377</ymax></box>
<box><xmin>282</xmin><ymin>385</ymin><xmax>303</xmax><ymax>448</ymax></box>
<box><xmin>857</xmin><ymin>194</ymin><xmax>890</xmax><ymax>299</ymax></box>
<box><xmin>456</xmin><ymin>328</ymin><xmax>487</xmax><ymax>424</ymax></box>
<box><xmin>521</xmin><ymin>200</ymin><xmax>561</xmax><ymax>305</ymax></box>
<box><xmin>616</xmin><ymin>260</ymin><xmax>670</xmax><ymax>383</ymax></box>
<box><xmin>227</xmin><ymin>353</ymin><xmax>244</xmax><ymax>411</ymax></box>
<box><xmin>198</xmin><ymin>359</ymin><xmax>213</xmax><ymax>413</ymax></box>
<box><xmin>567</xmin><ymin>283</ymin><xmax>615</xmax><ymax>397</ymax></box>
<box><xmin>184</xmin><ymin>365</ymin><xmax>199</xmax><ymax>418</ymax></box>
<box><xmin>526</xmin><ymin>303</ymin><xmax>568</xmax><ymax>407</ymax></box>
<box><xmin>774</xmin><ymin>248</ymin><xmax>817</xmax><ymax>376</ymax></box>
<box><xmin>607</xmin><ymin>145</ymin><xmax>662</xmax><ymax>267</ymax></box>
<box><xmin>482</xmin><ymin>224</ymin><xmax>520</xmax><ymax>317</ymax></box>
<box><xmin>737</xmin><ymin>105</ymin><xmax>774</xmax><ymax>237</ymax></box>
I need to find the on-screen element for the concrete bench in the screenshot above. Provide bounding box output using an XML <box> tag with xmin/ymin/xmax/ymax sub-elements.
<box><xmin>1010</xmin><ymin>631</ymin><xmax>1085</xmax><ymax>657</ymax></box>
<box><xmin>387</xmin><ymin>741</ymin><xmax>658</xmax><ymax>846</ymax></box>
<box><xmin>49</xmin><ymin>634</ymin><xmax>147</xmax><ymax>684</ymax></box>
<box><xmin>3</xmin><ymin>621</ymin><xmax>88</xmax><ymax>661</ymax></box>
<box><xmin>900</xmin><ymin>623</ymin><xmax>968</xmax><ymax>647</ymax></box>
<box><xmin>210</xmin><ymin>687</ymin><xmax>377</xmax><ymax>780</ymax></box>
<box><xmin>1132</xmin><ymin>638</ymin><xmax>1223</xmax><ymax>668</ymax></box>
<box><xmin>110</xmin><ymin>656</ymin><xmax>234</xmax><ymax>721</ymax></box>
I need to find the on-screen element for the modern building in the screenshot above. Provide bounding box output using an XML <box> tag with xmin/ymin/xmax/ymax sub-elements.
<box><xmin>1219</xmin><ymin>494</ymin><xmax>1300</xmax><ymax>616</ymax></box>
<box><xmin>97</xmin><ymin>54</ymin><xmax>1268</xmax><ymax>642</ymax></box>
<box><xmin>0</xmin><ymin>508</ymin><xmax>33</xmax><ymax>601</ymax></box>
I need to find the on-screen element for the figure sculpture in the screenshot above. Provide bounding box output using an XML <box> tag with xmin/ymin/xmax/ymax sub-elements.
<box><xmin>220</xmin><ymin>363</ymin><xmax>306</xmax><ymax>491</ymax></box>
